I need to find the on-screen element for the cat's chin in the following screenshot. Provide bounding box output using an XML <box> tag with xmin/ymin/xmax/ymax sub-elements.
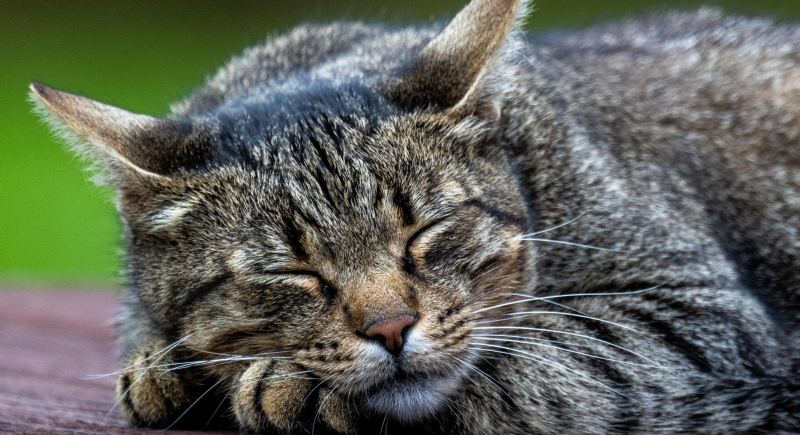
<box><xmin>360</xmin><ymin>372</ymin><xmax>458</xmax><ymax>422</ymax></box>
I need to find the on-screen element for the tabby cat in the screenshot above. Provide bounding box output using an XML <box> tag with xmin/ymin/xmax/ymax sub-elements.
<box><xmin>31</xmin><ymin>0</ymin><xmax>800</xmax><ymax>433</ymax></box>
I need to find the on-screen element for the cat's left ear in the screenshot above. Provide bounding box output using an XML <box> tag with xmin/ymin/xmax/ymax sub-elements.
<box><xmin>29</xmin><ymin>82</ymin><xmax>209</xmax><ymax>182</ymax></box>
<box><xmin>388</xmin><ymin>0</ymin><xmax>529</xmax><ymax>123</ymax></box>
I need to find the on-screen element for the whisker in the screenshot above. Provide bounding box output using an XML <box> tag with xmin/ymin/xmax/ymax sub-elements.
<box><xmin>518</xmin><ymin>237</ymin><xmax>621</xmax><ymax>252</ymax></box>
<box><xmin>465</xmin><ymin>347</ymin><xmax>501</xmax><ymax>367</ymax></box>
<box><xmin>506</xmin><ymin>288</ymin><xmax>660</xmax><ymax>303</ymax></box>
<box><xmin>186</xmin><ymin>348</ymin><xmax>290</xmax><ymax>358</ymax></box>
<box><xmin>452</xmin><ymin>356</ymin><xmax>510</xmax><ymax>397</ymax></box>
<box><xmin>163</xmin><ymin>376</ymin><xmax>227</xmax><ymax>430</ymax></box>
<box><xmin>380</xmin><ymin>411</ymin><xmax>389</xmax><ymax>435</ymax></box>
<box><xmin>204</xmin><ymin>391</ymin><xmax>230</xmax><ymax>429</ymax></box>
<box><xmin>465</xmin><ymin>347</ymin><xmax>504</xmax><ymax>363</ymax></box>
<box><xmin>91</xmin><ymin>333</ymin><xmax>194</xmax><ymax>379</ymax></box>
<box><xmin>237</xmin><ymin>369</ymin><xmax>316</xmax><ymax>387</ymax></box>
<box><xmin>301</xmin><ymin>373</ymin><xmax>337</xmax><ymax>410</ymax></box>
<box><xmin>469</xmin><ymin>345</ymin><xmax>636</xmax><ymax>402</ymax></box>
<box><xmin>472</xmin><ymin>286</ymin><xmax>660</xmax><ymax>314</ymax></box>
<box><xmin>471</xmin><ymin>298</ymin><xmax>592</xmax><ymax>323</ymax></box>
<box><xmin>519</xmin><ymin>212</ymin><xmax>587</xmax><ymax>237</ymax></box>
<box><xmin>474</xmin><ymin>310</ymin><xmax>640</xmax><ymax>333</ymax></box>
<box><xmin>312</xmin><ymin>385</ymin><xmax>338</xmax><ymax>435</ymax></box>
<box><xmin>471</xmin><ymin>336</ymin><xmax>661</xmax><ymax>368</ymax></box>
<box><xmin>105</xmin><ymin>334</ymin><xmax>193</xmax><ymax>421</ymax></box>
<box><xmin>471</xmin><ymin>333</ymin><xmax>594</xmax><ymax>350</ymax></box>
<box><xmin>163</xmin><ymin>356</ymin><xmax>263</xmax><ymax>373</ymax></box>
<box><xmin>473</xmin><ymin>325</ymin><xmax>662</xmax><ymax>366</ymax></box>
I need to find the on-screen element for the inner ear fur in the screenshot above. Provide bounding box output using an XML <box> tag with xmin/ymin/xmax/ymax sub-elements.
<box><xmin>30</xmin><ymin>82</ymin><xmax>208</xmax><ymax>178</ymax></box>
<box><xmin>388</xmin><ymin>0</ymin><xmax>524</xmax><ymax>118</ymax></box>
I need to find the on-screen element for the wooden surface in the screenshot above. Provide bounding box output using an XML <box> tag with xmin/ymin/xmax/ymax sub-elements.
<box><xmin>0</xmin><ymin>290</ymin><xmax>236</xmax><ymax>435</ymax></box>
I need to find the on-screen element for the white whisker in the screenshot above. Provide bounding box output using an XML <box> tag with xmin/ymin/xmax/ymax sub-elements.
<box><xmin>474</xmin><ymin>310</ymin><xmax>640</xmax><ymax>333</ymax></box>
<box><xmin>164</xmin><ymin>376</ymin><xmax>227</xmax><ymax>430</ymax></box>
<box><xmin>453</xmin><ymin>356</ymin><xmax>510</xmax><ymax>396</ymax></box>
<box><xmin>471</xmin><ymin>336</ymin><xmax>660</xmax><ymax>368</ymax></box>
<box><xmin>472</xmin><ymin>286</ymin><xmax>660</xmax><ymax>314</ymax></box>
<box><xmin>312</xmin><ymin>385</ymin><xmax>338</xmax><ymax>435</ymax></box>
<box><xmin>518</xmin><ymin>238</ymin><xmax>621</xmax><ymax>252</ymax></box>
<box><xmin>238</xmin><ymin>369</ymin><xmax>316</xmax><ymax>387</ymax></box>
<box><xmin>301</xmin><ymin>373</ymin><xmax>337</xmax><ymax>410</ymax></box>
<box><xmin>91</xmin><ymin>333</ymin><xmax>194</xmax><ymax>379</ymax></box>
<box><xmin>474</xmin><ymin>325</ymin><xmax>662</xmax><ymax>366</ymax></box>
<box><xmin>105</xmin><ymin>334</ymin><xmax>194</xmax><ymax>421</ymax></box>
<box><xmin>469</xmin><ymin>345</ymin><xmax>636</xmax><ymax>402</ymax></box>
<box><xmin>519</xmin><ymin>212</ymin><xmax>587</xmax><ymax>237</ymax></box>
<box><xmin>204</xmin><ymin>391</ymin><xmax>230</xmax><ymax>429</ymax></box>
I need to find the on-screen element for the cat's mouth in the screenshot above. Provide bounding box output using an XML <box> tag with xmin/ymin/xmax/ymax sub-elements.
<box><xmin>367</xmin><ymin>366</ymin><xmax>428</xmax><ymax>390</ymax></box>
<box><xmin>357</xmin><ymin>365</ymin><xmax>461</xmax><ymax>422</ymax></box>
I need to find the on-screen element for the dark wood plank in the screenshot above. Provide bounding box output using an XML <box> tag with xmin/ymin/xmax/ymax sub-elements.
<box><xmin>0</xmin><ymin>290</ymin><xmax>236</xmax><ymax>435</ymax></box>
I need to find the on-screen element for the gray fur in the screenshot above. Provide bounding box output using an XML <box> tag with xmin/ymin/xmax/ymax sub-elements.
<box><xmin>31</xmin><ymin>1</ymin><xmax>800</xmax><ymax>433</ymax></box>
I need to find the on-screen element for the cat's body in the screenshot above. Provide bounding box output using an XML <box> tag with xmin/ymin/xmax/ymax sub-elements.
<box><xmin>32</xmin><ymin>1</ymin><xmax>800</xmax><ymax>433</ymax></box>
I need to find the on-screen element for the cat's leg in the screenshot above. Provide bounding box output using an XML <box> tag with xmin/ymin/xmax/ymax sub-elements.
<box><xmin>233</xmin><ymin>359</ymin><xmax>357</xmax><ymax>434</ymax></box>
<box><xmin>115</xmin><ymin>337</ymin><xmax>197</xmax><ymax>427</ymax></box>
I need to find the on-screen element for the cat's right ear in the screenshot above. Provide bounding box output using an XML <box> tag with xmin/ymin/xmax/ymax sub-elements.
<box><xmin>387</xmin><ymin>0</ymin><xmax>527</xmax><ymax>123</ymax></box>
<box><xmin>30</xmin><ymin>82</ymin><xmax>206</xmax><ymax>185</ymax></box>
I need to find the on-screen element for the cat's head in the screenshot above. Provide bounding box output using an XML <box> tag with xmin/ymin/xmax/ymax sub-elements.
<box><xmin>31</xmin><ymin>0</ymin><xmax>534</xmax><ymax>422</ymax></box>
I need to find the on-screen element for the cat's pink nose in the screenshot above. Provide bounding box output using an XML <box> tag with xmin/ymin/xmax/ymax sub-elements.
<box><xmin>364</xmin><ymin>315</ymin><xmax>417</xmax><ymax>354</ymax></box>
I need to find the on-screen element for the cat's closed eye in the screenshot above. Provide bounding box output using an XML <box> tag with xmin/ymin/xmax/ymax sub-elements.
<box><xmin>404</xmin><ymin>217</ymin><xmax>454</xmax><ymax>272</ymax></box>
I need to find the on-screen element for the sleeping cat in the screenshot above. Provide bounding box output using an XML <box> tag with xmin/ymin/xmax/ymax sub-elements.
<box><xmin>31</xmin><ymin>0</ymin><xmax>800</xmax><ymax>433</ymax></box>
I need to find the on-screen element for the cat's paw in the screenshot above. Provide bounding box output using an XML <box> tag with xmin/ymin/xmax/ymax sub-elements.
<box><xmin>233</xmin><ymin>359</ymin><xmax>357</xmax><ymax>434</ymax></box>
<box><xmin>115</xmin><ymin>341</ymin><xmax>194</xmax><ymax>427</ymax></box>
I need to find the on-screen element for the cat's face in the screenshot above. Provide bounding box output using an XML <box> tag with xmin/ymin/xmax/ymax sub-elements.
<box><xmin>125</xmin><ymin>110</ymin><xmax>534</xmax><ymax>420</ymax></box>
<box><xmin>30</xmin><ymin>0</ymin><xmax>529</xmax><ymax>421</ymax></box>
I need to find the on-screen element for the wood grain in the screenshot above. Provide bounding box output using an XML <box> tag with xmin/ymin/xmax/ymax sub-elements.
<box><xmin>0</xmin><ymin>291</ymin><xmax>236</xmax><ymax>435</ymax></box>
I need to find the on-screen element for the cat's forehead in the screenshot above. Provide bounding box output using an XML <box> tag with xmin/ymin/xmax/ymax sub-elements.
<box><xmin>182</xmin><ymin>134</ymin><xmax>471</xmax><ymax>277</ymax></box>
<box><xmin>206</xmin><ymin>80</ymin><xmax>395</xmax><ymax>141</ymax></box>
<box><xmin>170</xmin><ymin>82</ymin><xmax>483</xmax><ymax>270</ymax></box>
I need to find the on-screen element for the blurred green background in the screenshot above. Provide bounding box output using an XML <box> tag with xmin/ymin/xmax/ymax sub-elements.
<box><xmin>2</xmin><ymin>0</ymin><xmax>799</xmax><ymax>289</ymax></box>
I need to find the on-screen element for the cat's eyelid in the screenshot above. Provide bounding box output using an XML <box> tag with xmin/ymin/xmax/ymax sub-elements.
<box><xmin>411</xmin><ymin>216</ymin><xmax>454</xmax><ymax>241</ymax></box>
<box><xmin>405</xmin><ymin>216</ymin><xmax>454</xmax><ymax>256</ymax></box>
<box><xmin>259</xmin><ymin>268</ymin><xmax>307</xmax><ymax>274</ymax></box>
<box><xmin>242</xmin><ymin>270</ymin><xmax>321</xmax><ymax>285</ymax></box>
<box><xmin>258</xmin><ymin>269</ymin><xmax>319</xmax><ymax>278</ymax></box>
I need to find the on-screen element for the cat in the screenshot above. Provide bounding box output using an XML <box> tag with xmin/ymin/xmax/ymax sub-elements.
<box><xmin>30</xmin><ymin>0</ymin><xmax>800</xmax><ymax>433</ymax></box>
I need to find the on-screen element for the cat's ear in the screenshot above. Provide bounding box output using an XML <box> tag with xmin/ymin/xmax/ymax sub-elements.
<box><xmin>388</xmin><ymin>0</ymin><xmax>528</xmax><ymax>122</ymax></box>
<box><xmin>30</xmin><ymin>82</ymin><xmax>205</xmax><ymax>184</ymax></box>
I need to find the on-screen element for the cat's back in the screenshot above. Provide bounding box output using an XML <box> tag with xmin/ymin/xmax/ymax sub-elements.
<box><xmin>525</xmin><ymin>9</ymin><xmax>800</xmax><ymax>321</ymax></box>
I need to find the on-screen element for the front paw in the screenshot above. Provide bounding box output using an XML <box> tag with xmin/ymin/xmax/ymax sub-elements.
<box><xmin>233</xmin><ymin>359</ymin><xmax>356</xmax><ymax>434</ymax></box>
<box><xmin>116</xmin><ymin>341</ymin><xmax>194</xmax><ymax>427</ymax></box>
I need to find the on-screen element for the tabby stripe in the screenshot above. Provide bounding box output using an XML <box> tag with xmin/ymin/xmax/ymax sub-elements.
<box><xmin>392</xmin><ymin>188</ymin><xmax>417</xmax><ymax>227</ymax></box>
<box><xmin>167</xmin><ymin>272</ymin><xmax>234</xmax><ymax>340</ymax></box>
<box><xmin>281</xmin><ymin>215</ymin><xmax>308</xmax><ymax>261</ymax></box>
<box><xmin>469</xmin><ymin>255</ymin><xmax>502</xmax><ymax>280</ymax></box>
<box><xmin>119</xmin><ymin>373</ymin><xmax>143</xmax><ymax>424</ymax></box>
<box><xmin>313</xmin><ymin>167</ymin><xmax>337</xmax><ymax>210</ymax></box>
<box><xmin>623</xmin><ymin>303</ymin><xmax>714</xmax><ymax>373</ymax></box>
